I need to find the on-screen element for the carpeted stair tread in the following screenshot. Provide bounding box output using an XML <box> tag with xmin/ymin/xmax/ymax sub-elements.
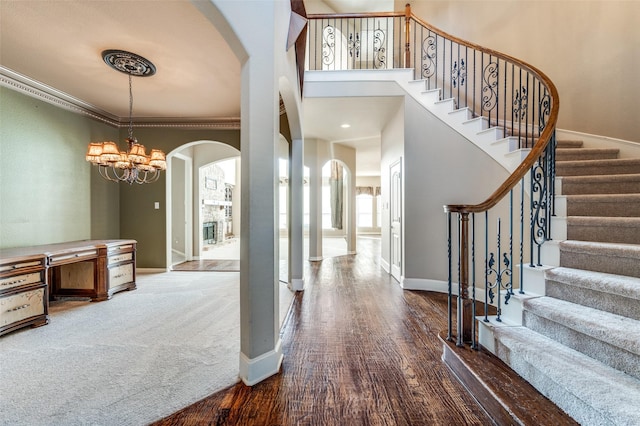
<box><xmin>564</xmin><ymin>193</ymin><xmax>640</xmax><ymax>217</ymax></box>
<box><xmin>493</xmin><ymin>326</ymin><xmax>640</xmax><ymax>426</ymax></box>
<box><xmin>556</xmin><ymin>148</ymin><xmax>619</xmax><ymax>161</ymax></box>
<box><xmin>556</xmin><ymin>158</ymin><xmax>640</xmax><ymax>176</ymax></box>
<box><xmin>546</xmin><ymin>267</ymin><xmax>640</xmax><ymax>302</ymax></box>
<box><xmin>560</xmin><ymin>240</ymin><xmax>640</xmax><ymax>278</ymax></box>
<box><xmin>558</xmin><ymin>174</ymin><xmax>640</xmax><ymax>195</ymax></box>
<box><xmin>546</xmin><ymin>267</ymin><xmax>640</xmax><ymax>321</ymax></box>
<box><xmin>567</xmin><ymin>216</ymin><xmax>640</xmax><ymax>244</ymax></box>
<box><xmin>522</xmin><ymin>296</ymin><xmax>640</xmax><ymax>357</ymax></box>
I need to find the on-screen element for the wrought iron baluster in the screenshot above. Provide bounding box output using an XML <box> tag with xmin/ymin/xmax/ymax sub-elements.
<box><xmin>447</xmin><ymin>212</ymin><xmax>453</xmax><ymax>341</ymax></box>
<box><xmin>471</xmin><ymin>213</ymin><xmax>477</xmax><ymax>349</ymax></box>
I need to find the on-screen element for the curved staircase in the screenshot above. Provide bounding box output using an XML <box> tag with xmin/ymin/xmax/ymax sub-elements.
<box><xmin>489</xmin><ymin>139</ymin><xmax>640</xmax><ymax>425</ymax></box>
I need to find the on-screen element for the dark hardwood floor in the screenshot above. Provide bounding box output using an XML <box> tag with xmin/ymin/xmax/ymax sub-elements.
<box><xmin>154</xmin><ymin>238</ymin><xmax>571</xmax><ymax>425</ymax></box>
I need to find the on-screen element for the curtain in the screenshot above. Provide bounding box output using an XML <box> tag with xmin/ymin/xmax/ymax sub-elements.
<box><xmin>330</xmin><ymin>160</ymin><xmax>343</xmax><ymax>229</ymax></box>
<box><xmin>375</xmin><ymin>186</ymin><xmax>381</xmax><ymax>197</ymax></box>
<box><xmin>355</xmin><ymin>186</ymin><xmax>374</xmax><ymax>196</ymax></box>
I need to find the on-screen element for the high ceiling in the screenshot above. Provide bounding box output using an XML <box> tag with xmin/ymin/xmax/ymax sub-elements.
<box><xmin>0</xmin><ymin>0</ymin><xmax>397</xmax><ymax>176</ymax></box>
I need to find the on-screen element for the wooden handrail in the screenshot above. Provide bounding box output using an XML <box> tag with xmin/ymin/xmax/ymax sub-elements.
<box><xmin>307</xmin><ymin>12</ymin><xmax>404</xmax><ymax>20</ymax></box>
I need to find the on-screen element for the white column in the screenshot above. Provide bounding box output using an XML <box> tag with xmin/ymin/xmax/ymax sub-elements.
<box><xmin>237</xmin><ymin>29</ymin><xmax>281</xmax><ymax>388</ymax></box>
<box><xmin>288</xmin><ymin>138</ymin><xmax>305</xmax><ymax>290</ymax></box>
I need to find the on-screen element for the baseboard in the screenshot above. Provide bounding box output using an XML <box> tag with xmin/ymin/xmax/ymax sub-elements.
<box><xmin>290</xmin><ymin>278</ymin><xmax>305</xmax><ymax>291</ymax></box>
<box><xmin>401</xmin><ymin>277</ymin><xmax>449</xmax><ymax>293</ymax></box>
<box><xmin>380</xmin><ymin>258</ymin><xmax>390</xmax><ymax>273</ymax></box>
<box><xmin>137</xmin><ymin>268</ymin><xmax>168</xmax><ymax>273</ymax></box>
<box><xmin>239</xmin><ymin>338</ymin><xmax>283</xmax><ymax>386</ymax></box>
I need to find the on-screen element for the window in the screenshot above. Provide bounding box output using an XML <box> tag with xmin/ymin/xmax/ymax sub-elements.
<box><xmin>356</xmin><ymin>194</ymin><xmax>373</xmax><ymax>227</ymax></box>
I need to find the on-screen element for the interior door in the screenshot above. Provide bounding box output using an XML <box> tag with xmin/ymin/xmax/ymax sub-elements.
<box><xmin>390</xmin><ymin>160</ymin><xmax>402</xmax><ymax>282</ymax></box>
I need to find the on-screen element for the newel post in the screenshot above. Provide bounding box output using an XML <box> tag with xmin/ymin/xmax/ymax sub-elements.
<box><xmin>404</xmin><ymin>3</ymin><xmax>411</xmax><ymax>69</ymax></box>
<box><xmin>457</xmin><ymin>212</ymin><xmax>473</xmax><ymax>346</ymax></box>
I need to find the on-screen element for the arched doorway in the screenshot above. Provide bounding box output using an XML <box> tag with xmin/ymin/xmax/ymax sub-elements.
<box><xmin>165</xmin><ymin>140</ymin><xmax>240</xmax><ymax>269</ymax></box>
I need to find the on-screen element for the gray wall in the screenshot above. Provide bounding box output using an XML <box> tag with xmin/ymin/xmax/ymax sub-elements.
<box><xmin>0</xmin><ymin>87</ymin><xmax>119</xmax><ymax>248</ymax></box>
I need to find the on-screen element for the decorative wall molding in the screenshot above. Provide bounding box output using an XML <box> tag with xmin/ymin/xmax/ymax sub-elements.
<box><xmin>0</xmin><ymin>66</ymin><xmax>241</xmax><ymax>130</ymax></box>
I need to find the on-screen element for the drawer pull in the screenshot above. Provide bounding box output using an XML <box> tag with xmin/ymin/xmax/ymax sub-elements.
<box><xmin>7</xmin><ymin>303</ymin><xmax>30</xmax><ymax>312</ymax></box>
<box><xmin>1</xmin><ymin>278</ymin><xmax>27</xmax><ymax>286</ymax></box>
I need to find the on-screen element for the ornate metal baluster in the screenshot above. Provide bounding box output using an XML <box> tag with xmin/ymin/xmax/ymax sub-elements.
<box><xmin>422</xmin><ymin>33</ymin><xmax>436</xmax><ymax>82</ymax></box>
<box><xmin>322</xmin><ymin>24</ymin><xmax>336</xmax><ymax>68</ymax></box>
<box><xmin>486</xmin><ymin>218</ymin><xmax>512</xmax><ymax>322</ymax></box>
<box><xmin>373</xmin><ymin>22</ymin><xmax>386</xmax><ymax>69</ymax></box>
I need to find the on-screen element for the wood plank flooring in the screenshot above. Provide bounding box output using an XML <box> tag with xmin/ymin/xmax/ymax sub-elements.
<box><xmin>153</xmin><ymin>238</ymin><xmax>568</xmax><ymax>425</ymax></box>
<box><xmin>172</xmin><ymin>260</ymin><xmax>240</xmax><ymax>272</ymax></box>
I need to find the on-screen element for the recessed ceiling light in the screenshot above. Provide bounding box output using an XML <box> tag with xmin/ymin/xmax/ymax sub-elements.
<box><xmin>340</xmin><ymin>123</ymin><xmax>351</xmax><ymax>128</ymax></box>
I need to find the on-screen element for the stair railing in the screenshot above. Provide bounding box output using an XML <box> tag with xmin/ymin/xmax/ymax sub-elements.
<box><xmin>306</xmin><ymin>4</ymin><xmax>559</xmax><ymax>348</ymax></box>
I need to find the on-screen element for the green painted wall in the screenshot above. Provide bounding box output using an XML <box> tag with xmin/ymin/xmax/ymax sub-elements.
<box><xmin>117</xmin><ymin>127</ymin><xmax>240</xmax><ymax>268</ymax></box>
<box><xmin>0</xmin><ymin>87</ymin><xmax>119</xmax><ymax>248</ymax></box>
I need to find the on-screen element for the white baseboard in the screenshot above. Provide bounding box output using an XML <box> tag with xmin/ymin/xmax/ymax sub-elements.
<box><xmin>239</xmin><ymin>339</ymin><xmax>283</xmax><ymax>386</ymax></box>
<box><xmin>290</xmin><ymin>278</ymin><xmax>305</xmax><ymax>291</ymax></box>
<box><xmin>401</xmin><ymin>277</ymin><xmax>449</xmax><ymax>293</ymax></box>
<box><xmin>380</xmin><ymin>258</ymin><xmax>390</xmax><ymax>273</ymax></box>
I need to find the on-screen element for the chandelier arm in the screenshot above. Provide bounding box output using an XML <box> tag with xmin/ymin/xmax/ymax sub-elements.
<box><xmin>98</xmin><ymin>165</ymin><xmax>119</xmax><ymax>182</ymax></box>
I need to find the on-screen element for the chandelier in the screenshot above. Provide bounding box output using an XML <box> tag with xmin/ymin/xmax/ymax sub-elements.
<box><xmin>86</xmin><ymin>50</ymin><xmax>166</xmax><ymax>184</ymax></box>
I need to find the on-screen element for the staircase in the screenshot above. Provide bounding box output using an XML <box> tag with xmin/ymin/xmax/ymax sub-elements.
<box><xmin>490</xmin><ymin>139</ymin><xmax>640</xmax><ymax>425</ymax></box>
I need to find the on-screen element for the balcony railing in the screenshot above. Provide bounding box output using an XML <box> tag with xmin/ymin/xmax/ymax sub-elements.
<box><xmin>306</xmin><ymin>5</ymin><xmax>559</xmax><ymax>349</ymax></box>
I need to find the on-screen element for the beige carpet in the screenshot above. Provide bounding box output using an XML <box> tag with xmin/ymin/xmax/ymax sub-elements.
<box><xmin>0</xmin><ymin>271</ymin><xmax>294</xmax><ymax>426</ymax></box>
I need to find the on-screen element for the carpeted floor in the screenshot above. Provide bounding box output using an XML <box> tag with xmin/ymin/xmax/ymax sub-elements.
<box><xmin>0</xmin><ymin>271</ymin><xmax>294</xmax><ymax>426</ymax></box>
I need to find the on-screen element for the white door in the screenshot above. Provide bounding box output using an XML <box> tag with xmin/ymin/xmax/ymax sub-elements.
<box><xmin>390</xmin><ymin>160</ymin><xmax>402</xmax><ymax>282</ymax></box>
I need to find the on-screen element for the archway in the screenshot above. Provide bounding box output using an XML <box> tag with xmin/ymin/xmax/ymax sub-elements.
<box><xmin>165</xmin><ymin>140</ymin><xmax>240</xmax><ymax>269</ymax></box>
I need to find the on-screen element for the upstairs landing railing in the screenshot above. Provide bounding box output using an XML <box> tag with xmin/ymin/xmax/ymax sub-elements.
<box><xmin>307</xmin><ymin>4</ymin><xmax>559</xmax><ymax>349</ymax></box>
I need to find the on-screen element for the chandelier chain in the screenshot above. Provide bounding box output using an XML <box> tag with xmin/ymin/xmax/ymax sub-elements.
<box><xmin>128</xmin><ymin>74</ymin><xmax>134</xmax><ymax>140</ymax></box>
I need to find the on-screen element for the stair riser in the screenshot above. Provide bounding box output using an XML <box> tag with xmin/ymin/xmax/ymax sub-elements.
<box><xmin>556</xmin><ymin>163</ymin><xmax>640</xmax><ymax>176</ymax></box>
<box><xmin>560</xmin><ymin>181</ymin><xmax>640</xmax><ymax>195</ymax></box>
<box><xmin>560</xmin><ymin>250</ymin><xmax>640</xmax><ymax>278</ymax></box>
<box><xmin>567</xmin><ymin>224</ymin><xmax>640</xmax><ymax>245</ymax></box>
<box><xmin>556</xmin><ymin>152</ymin><xmax>618</xmax><ymax>161</ymax></box>
<box><xmin>556</xmin><ymin>141</ymin><xmax>584</xmax><ymax>149</ymax></box>
<box><xmin>522</xmin><ymin>313</ymin><xmax>640</xmax><ymax>381</ymax></box>
<box><xmin>493</xmin><ymin>342</ymin><xmax>609</xmax><ymax>426</ymax></box>
<box><xmin>566</xmin><ymin>200</ymin><xmax>640</xmax><ymax>217</ymax></box>
<box><xmin>546</xmin><ymin>280</ymin><xmax>640</xmax><ymax>321</ymax></box>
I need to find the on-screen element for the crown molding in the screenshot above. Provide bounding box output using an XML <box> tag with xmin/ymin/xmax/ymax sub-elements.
<box><xmin>0</xmin><ymin>66</ymin><xmax>241</xmax><ymax>130</ymax></box>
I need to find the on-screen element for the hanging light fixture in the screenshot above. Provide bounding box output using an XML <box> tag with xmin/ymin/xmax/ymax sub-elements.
<box><xmin>86</xmin><ymin>50</ymin><xmax>166</xmax><ymax>184</ymax></box>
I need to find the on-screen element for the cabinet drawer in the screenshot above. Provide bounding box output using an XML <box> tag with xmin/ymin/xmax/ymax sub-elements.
<box><xmin>109</xmin><ymin>263</ymin><xmax>134</xmax><ymax>288</ymax></box>
<box><xmin>108</xmin><ymin>244</ymin><xmax>134</xmax><ymax>254</ymax></box>
<box><xmin>108</xmin><ymin>253</ymin><xmax>133</xmax><ymax>265</ymax></box>
<box><xmin>0</xmin><ymin>288</ymin><xmax>46</xmax><ymax>328</ymax></box>
<box><xmin>49</xmin><ymin>250</ymin><xmax>98</xmax><ymax>265</ymax></box>
<box><xmin>0</xmin><ymin>272</ymin><xmax>43</xmax><ymax>292</ymax></box>
<box><xmin>0</xmin><ymin>260</ymin><xmax>43</xmax><ymax>273</ymax></box>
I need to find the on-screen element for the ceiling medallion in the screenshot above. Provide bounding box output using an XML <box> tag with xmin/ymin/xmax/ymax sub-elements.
<box><xmin>102</xmin><ymin>49</ymin><xmax>156</xmax><ymax>77</ymax></box>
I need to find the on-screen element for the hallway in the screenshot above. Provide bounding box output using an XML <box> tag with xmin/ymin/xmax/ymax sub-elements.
<box><xmin>155</xmin><ymin>237</ymin><xmax>492</xmax><ymax>425</ymax></box>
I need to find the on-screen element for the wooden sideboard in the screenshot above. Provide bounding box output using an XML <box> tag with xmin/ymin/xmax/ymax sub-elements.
<box><xmin>0</xmin><ymin>239</ymin><xmax>136</xmax><ymax>337</ymax></box>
